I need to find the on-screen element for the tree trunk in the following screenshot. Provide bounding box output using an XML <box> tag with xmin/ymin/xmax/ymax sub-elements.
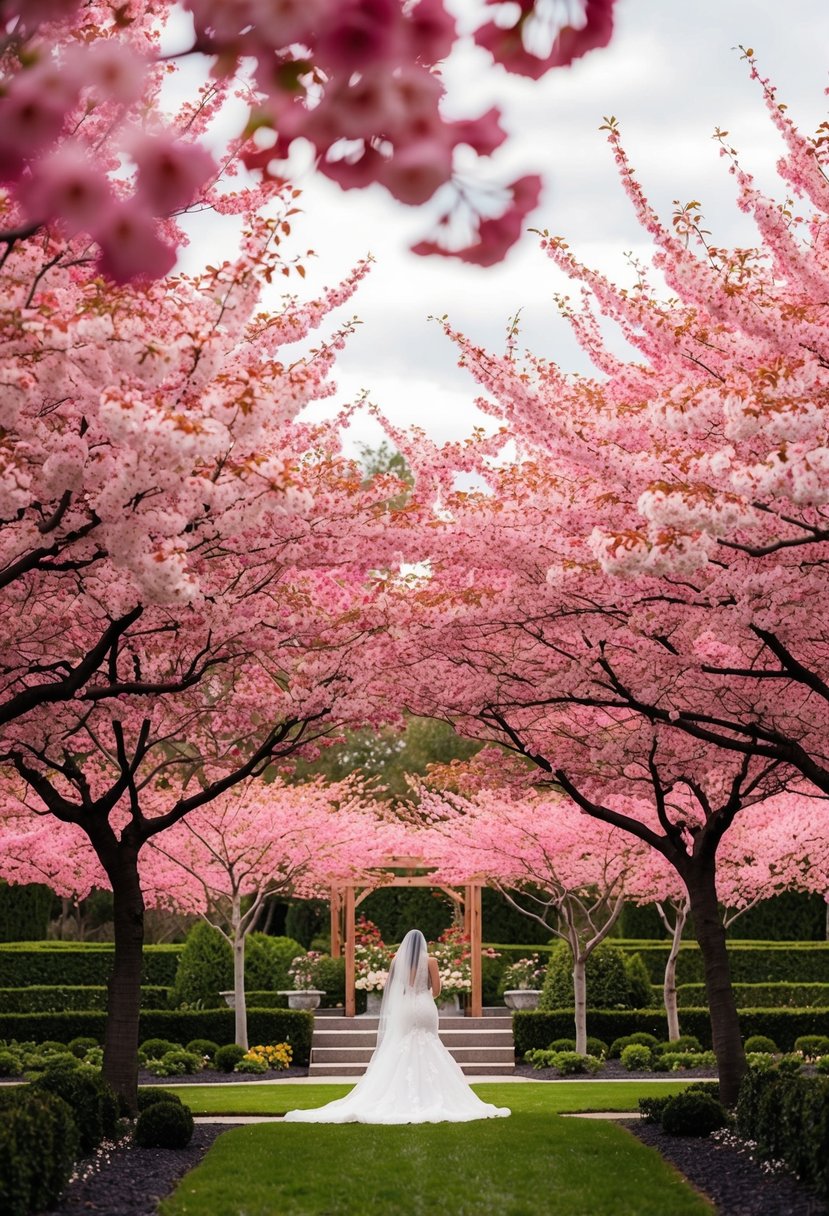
<box><xmin>102</xmin><ymin>846</ymin><xmax>145</xmax><ymax>1112</ymax></box>
<box><xmin>572</xmin><ymin>956</ymin><xmax>587</xmax><ymax>1055</ymax></box>
<box><xmin>233</xmin><ymin>934</ymin><xmax>248</xmax><ymax>1050</ymax></box>
<box><xmin>686</xmin><ymin>859</ymin><xmax>746</xmax><ymax>1106</ymax></box>
<box><xmin>663</xmin><ymin>903</ymin><xmax>687</xmax><ymax>1042</ymax></box>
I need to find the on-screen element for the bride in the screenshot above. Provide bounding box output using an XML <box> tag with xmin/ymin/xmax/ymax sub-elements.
<box><xmin>284</xmin><ymin>929</ymin><xmax>510</xmax><ymax>1124</ymax></box>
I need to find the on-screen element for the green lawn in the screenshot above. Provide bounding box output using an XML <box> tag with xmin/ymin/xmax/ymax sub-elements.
<box><xmin>159</xmin><ymin>1083</ymin><xmax>712</xmax><ymax>1216</ymax></box>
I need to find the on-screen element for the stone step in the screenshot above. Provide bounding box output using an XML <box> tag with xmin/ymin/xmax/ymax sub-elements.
<box><xmin>313</xmin><ymin>1006</ymin><xmax>510</xmax><ymax>1019</ymax></box>
<box><xmin>311</xmin><ymin>1045</ymin><xmax>515</xmax><ymax>1065</ymax></box>
<box><xmin>312</xmin><ymin>1029</ymin><xmax>514</xmax><ymax>1048</ymax></box>
<box><xmin>308</xmin><ymin>1061</ymin><xmax>515</xmax><ymax>1077</ymax></box>
<box><xmin>313</xmin><ymin>1016</ymin><xmax>512</xmax><ymax>1032</ymax></box>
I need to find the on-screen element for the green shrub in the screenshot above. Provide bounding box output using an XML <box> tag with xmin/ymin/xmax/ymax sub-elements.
<box><xmin>611</xmin><ymin>942</ymin><xmax>829</xmax><ymax>986</ymax></box>
<box><xmin>145</xmin><ymin>1049</ymin><xmax>202</xmax><ymax>1078</ymax></box>
<box><xmin>68</xmin><ymin>1036</ymin><xmax>100</xmax><ymax>1058</ymax></box>
<box><xmin>654</xmin><ymin>1050</ymin><xmax>716</xmax><ymax>1072</ymax></box>
<box><xmin>140</xmin><ymin>1037</ymin><xmax>180</xmax><ymax>1061</ymax></box>
<box><xmin>817</xmin><ymin>1057</ymin><xmax>829</xmax><ymax>1075</ymax></box>
<box><xmin>609</xmin><ymin>1032</ymin><xmax>660</xmax><ymax>1059</ymax></box>
<box><xmin>620</xmin><ymin>1043</ymin><xmax>652</xmax><ymax>1071</ymax></box>
<box><xmin>245</xmin><ymin>934</ymin><xmax>304</xmax><ymax>992</ymax></box>
<box><xmin>134</xmin><ymin>1100</ymin><xmax>194</xmax><ymax>1149</ymax></box>
<box><xmin>0</xmin><ymin>1049</ymin><xmax>22</xmax><ymax>1077</ymax></box>
<box><xmin>233</xmin><ymin>1055</ymin><xmax>268</xmax><ymax>1074</ymax></box>
<box><xmin>745</xmin><ymin>1052</ymin><xmax>775</xmax><ymax>1071</ymax></box>
<box><xmin>0</xmin><ymin>882</ymin><xmax>54</xmax><ymax>943</ymax></box>
<box><xmin>794</xmin><ymin>1034</ymin><xmax>829</xmax><ymax>1060</ymax></box>
<box><xmin>638</xmin><ymin>1095</ymin><xmax>672</xmax><ymax>1124</ymax></box>
<box><xmin>744</xmin><ymin>1035</ymin><xmax>778</xmax><ymax>1054</ymax></box>
<box><xmin>136</xmin><ymin>1088</ymin><xmax>183</xmax><ymax>1112</ymax></box>
<box><xmin>777</xmin><ymin>1052</ymin><xmax>804</xmax><ymax>1074</ymax></box>
<box><xmin>170</xmin><ymin>922</ymin><xmax>232</xmax><ymax>1008</ymax></box>
<box><xmin>33</xmin><ymin>1066</ymin><xmax>118</xmax><ymax>1153</ymax></box>
<box><xmin>660</xmin><ymin>1090</ymin><xmax>729</xmax><ymax>1137</ymax></box>
<box><xmin>244</xmin><ymin>991</ymin><xmax>288</xmax><ymax>1009</ymax></box>
<box><xmin>0</xmin><ymin>1008</ymin><xmax>314</xmax><ymax>1063</ymax></box>
<box><xmin>214</xmin><ymin>1043</ymin><xmax>247</xmax><ymax>1073</ymax></box>
<box><xmin>548</xmin><ymin>1038</ymin><xmax>576</xmax><ymax>1052</ymax></box>
<box><xmin>587</xmin><ymin>1037</ymin><xmax>609</xmax><ymax>1058</ymax></box>
<box><xmin>186</xmin><ymin>1038</ymin><xmax>219</xmax><ymax>1060</ymax></box>
<box><xmin>655</xmin><ymin>1035</ymin><xmax>702</xmax><ymax>1055</ymax></box>
<box><xmin>540</xmin><ymin>944</ymin><xmax>633</xmax><ymax>1010</ymax></box>
<box><xmin>524</xmin><ymin>1048</ymin><xmax>601</xmax><ymax>1075</ymax></box>
<box><xmin>0</xmin><ymin>1089</ymin><xmax>80</xmax><ymax>1216</ymax></box>
<box><xmin>623</xmin><ymin>953</ymin><xmax>653</xmax><ymax>1008</ymax></box>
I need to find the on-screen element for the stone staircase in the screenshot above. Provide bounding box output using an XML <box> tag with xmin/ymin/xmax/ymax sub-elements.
<box><xmin>309</xmin><ymin>1008</ymin><xmax>515</xmax><ymax>1077</ymax></box>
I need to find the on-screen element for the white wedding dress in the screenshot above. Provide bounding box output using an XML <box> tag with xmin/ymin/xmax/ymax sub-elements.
<box><xmin>284</xmin><ymin>930</ymin><xmax>510</xmax><ymax>1125</ymax></box>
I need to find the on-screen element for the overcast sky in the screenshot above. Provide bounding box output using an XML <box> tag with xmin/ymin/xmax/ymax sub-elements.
<box><xmin>176</xmin><ymin>1</ymin><xmax>829</xmax><ymax>454</ymax></box>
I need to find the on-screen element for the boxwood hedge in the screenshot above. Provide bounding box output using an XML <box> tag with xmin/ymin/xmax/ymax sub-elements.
<box><xmin>675</xmin><ymin>982</ymin><xmax>829</xmax><ymax>1009</ymax></box>
<box><xmin>512</xmin><ymin>1007</ymin><xmax>829</xmax><ymax>1057</ymax></box>
<box><xmin>0</xmin><ymin>943</ymin><xmax>181</xmax><ymax>988</ymax></box>
<box><xmin>0</xmin><ymin>1008</ymin><xmax>313</xmax><ymax>1065</ymax></box>
<box><xmin>0</xmin><ymin>985</ymin><xmax>171</xmax><ymax>1013</ymax></box>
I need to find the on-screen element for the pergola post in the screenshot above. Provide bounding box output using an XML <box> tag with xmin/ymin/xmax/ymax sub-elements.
<box><xmin>344</xmin><ymin>884</ymin><xmax>356</xmax><ymax>1017</ymax></box>
<box><xmin>329</xmin><ymin>886</ymin><xmax>342</xmax><ymax>958</ymax></box>
<box><xmin>470</xmin><ymin>883</ymin><xmax>482</xmax><ymax>1017</ymax></box>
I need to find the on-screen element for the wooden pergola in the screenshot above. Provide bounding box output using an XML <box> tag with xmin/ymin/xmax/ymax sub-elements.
<box><xmin>330</xmin><ymin>855</ymin><xmax>483</xmax><ymax>1017</ymax></box>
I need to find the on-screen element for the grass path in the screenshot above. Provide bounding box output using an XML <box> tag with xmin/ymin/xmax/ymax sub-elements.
<box><xmin>159</xmin><ymin>1083</ymin><xmax>712</xmax><ymax>1216</ymax></box>
<box><xmin>162</xmin><ymin>1079</ymin><xmax>692</xmax><ymax>1116</ymax></box>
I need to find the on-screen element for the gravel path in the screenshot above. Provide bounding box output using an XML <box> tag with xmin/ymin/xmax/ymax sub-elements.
<box><xmin>49</xmin><ymin>1124</ymin><xmax>235</xmax><ymax>1216</ymax></box>
<box><xmin>628</xmin><ymin>1121</ymin><xmax>827</xmax><ymax>1216</ymax></box>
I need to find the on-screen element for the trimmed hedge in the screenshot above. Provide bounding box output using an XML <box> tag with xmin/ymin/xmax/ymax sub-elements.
<box><xmin>512</xmin><ymin>1008</ymin><xmax>829</xmax><ymax>1057</ymax></box>
<box><xmin>0</xmin><ymin>985</ymin><xmax>171</xmax><ymax>1013</ymax></box>
<box><xmin>0</xmin><ymin>883</ymin><xmax>53</xmax><ymax>944</ymax></box>
<box><xmin>0</xmin><ymin>1008</ymin><xmax>314</xmax><ymax>1065</ymax></box>
<box><xmin>675</xmin><ymin>983</ymin><xmax>829</xmax><ymax>1010</ymax></box>
<box><xmin>737</xmin><ymin>1070</ymin><xmax>829</xmax><ymax>1197</ymax></box>
<box><xmin>0</xmin><ymin>943</ymin><xmax>181</xmax><ymax>988</ymax></box>
<box><xmin>612</xmin><ymin>942</ymin><xmax>829</xmax><ymax>985</ymax></box>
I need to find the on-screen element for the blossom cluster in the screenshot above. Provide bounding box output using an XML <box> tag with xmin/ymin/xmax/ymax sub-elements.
<box><xmin>501</xmin><ymin>955</ymin><xmax>546</xmax><ymax>990</ymax></box>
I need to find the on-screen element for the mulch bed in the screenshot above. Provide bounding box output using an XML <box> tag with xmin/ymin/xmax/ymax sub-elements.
<box><xmin>49</xmin><ymin>1124</ymin><xmax>236</xmax><ymax>1216</ymax></box>
<box><xmin>137</xmin><ymin>1064</ymin><xmax>309</xmax><ymax>1084</ymax></box>
<box><xmin>627</xmin><ymin>1121</ymin><xmax>827</xmax><ymax>1216</ymax></box>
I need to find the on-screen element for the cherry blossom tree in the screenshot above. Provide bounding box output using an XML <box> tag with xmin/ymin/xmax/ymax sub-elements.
<box><xmin>411</xmin><ymin>760</ymin><xmax>662</xmax><ymax>1053</ymax></box>
<box><xmin>0</xmin><ymin>0</ymin><xmax>619</xmax><ymax>275</ymax></box>
<box><xmin>0</xmin><ymin>173</ymin><xmax>421</xmax><ymax>1104</ymax></box>
<box><xmin>144</xmin><ymin>776</ymin><xmax>386</xmax><ymax>1048</ymax></box>
<box><xmin>370</xmin><ymin>66</ymin><xmax>829</xmax><ymax>1104</ymax></box>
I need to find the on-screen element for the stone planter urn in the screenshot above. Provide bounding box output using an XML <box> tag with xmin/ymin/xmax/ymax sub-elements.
<box><xmin>220</xmin><ymin>990</ymin><xmax>236</xmax><ymax>1009</ymax></box>
<box><xmin>437</xmin><ymin>993</ymin><xmax>461</xmax><ymax>1015</ymax></box>
<box><xmin>503</xmin><ymin>988</ymin><xmax>541</xmax><ymax>1011</ymax></box>
<box><xmin>278</xmin><ymin>989</ymin><xmax>326</xmax><ymax>1011</ymax></box>
<box><xmin>360</xmin><ymin>990</ymin><xmax>383</xmax><ymax>1016</ymax></box>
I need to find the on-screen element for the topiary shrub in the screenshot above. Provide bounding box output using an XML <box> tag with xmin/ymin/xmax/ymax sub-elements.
<box><xmin>744</xmin><ymin>1035</ymin><xmax>778</xmax><ymax>1055</ymax></box>
<box><xmin>136</xmin><ymin>1088</ymin><xmax>183</xmax><ymax>1112</ymax></box>
<box><xmin>540</xmin><ymin>943</ymin><xmax>633</xmax><ymax>1011</ymax></box>
<box><xmin>777</xmin><ymin>1053</ymin><xmax>804</xmax><ymax>1074</ymax></box>
<box><xmin>186</xmin><ymin>1038</ymin><xmax>220</xmax><ymax>1061</ymax></box>
<box><xmin>170</xmin><ymin>922</ymin><xmax>232</xmax><ymax>1009</ymax></box>
<box><xmin>638</xmin><ymin>1094</ymin><xmax>673</xmax><ymax>1124</ymax></box>
<box><xmin>586</xmin><ymin>1037</ymin><xmax>609</xmax><ymax>1059</ymax></box>
<box><xmin>548</xmin><ymin>1038</ymin><xmax>576</xmax><ymax>1052</ymax></box>
<box><xmin>655</xmin><ymin>1050</ymin><xmax>716</xmax><ymax>1072</ymax></box>
<box><xmin>620</xmin><ymin>1043</ymin><xmax>652</xmax><ymax>1071</ymax></box>
<box><xmin>794</xmin><ymin>1034</ymin><xmax>829</xmax><ymax>1060</ymax></box>
<box><xmin>0</xmin><ymin>1089</ymin><xmax>80</xmax><ymax>1216</ymax></box>
<box><xmin>245</xmin><ymin>934</ymin><xmax>304</xmax><ymax>992</ymax></box>
<box><xmin>134</xmin><ymin>1100</ymin><xmax>194</xmax><ymax>1149</ymax></box>
<box><xmin>623</xmin><ymin>953</ymin><xmax>653</xmax><ymax>1008</ymax></box>
<box><xmin>656</xmin><ymin>1035</ymin><xmax>702</xmax><ymax>1055</ymax></box>
<box><xmin>660</xmin><ymin>1090</ymin><xmax>729</xmax><ymax>1136</ymax></box>
<box><xmin>140</xmin><ymin>1038</ymin><xmax>181</xmax><ymax>1061</ymax></box>
<box><xmin>68</xmin><ymin>1036</ymin><xmax>99</xmax><ymax>1059</ymax></box>
<box><xmin>817</xmin><ymin>1056</ymin><xmax>829</xmax><ymax>1075</ymax></box>
<box><xmin>33</xmin><ymin>1066</ymin><xmax>118</xmax><ymax>1152</ymax></box>
<box><xmin>609</xmin><ymin>1032</ymin><xmax>660</xmax><ymax>1059</ymax></box>
<box><xmin>214</xmin><ymin>1043</ymin><xmax>246</xmax><ymax>1073</ymax></box>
